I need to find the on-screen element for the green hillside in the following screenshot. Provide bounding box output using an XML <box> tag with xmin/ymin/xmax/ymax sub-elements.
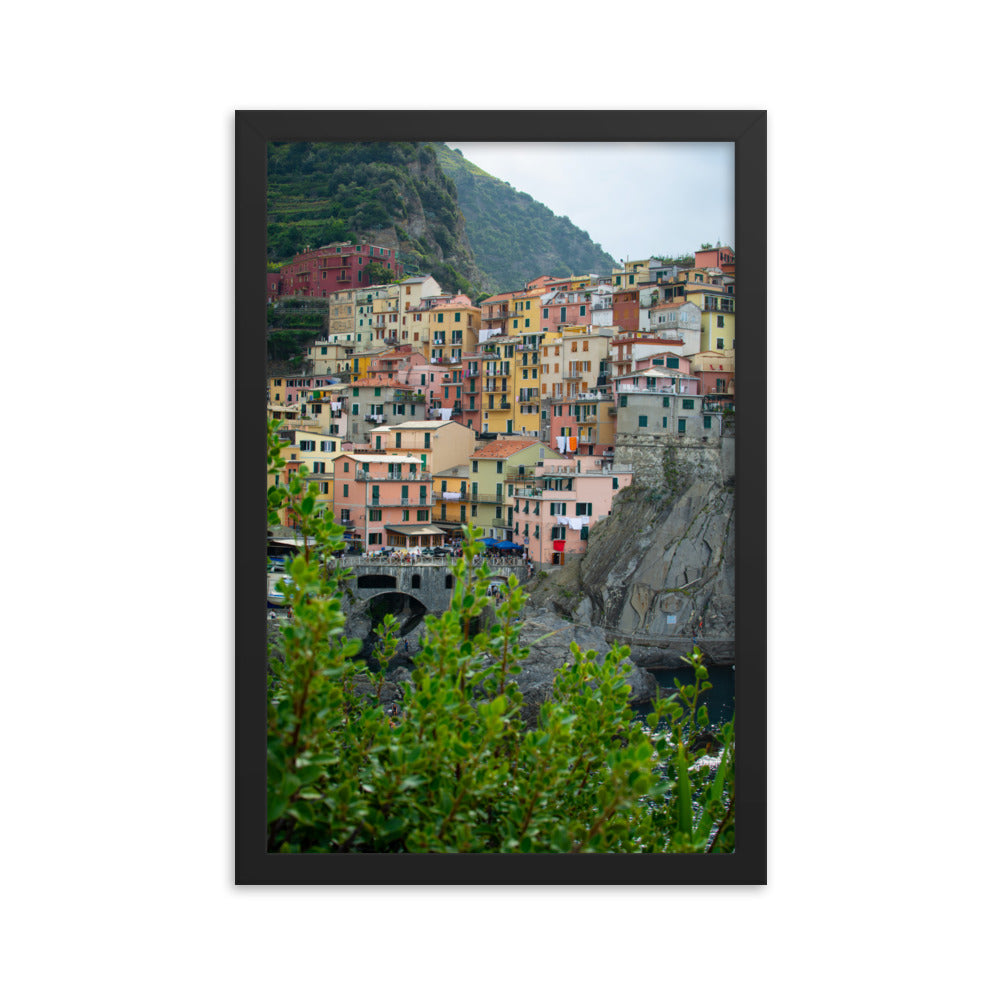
<box><xmin>434</xmin><ymin>143</ymin><xmax>619</xmax><ymax>293</ymax></box>
<box><xmin>267</xmin><ymin>141</ymin><xmax>484</xmax><ymax>297</ymax></box>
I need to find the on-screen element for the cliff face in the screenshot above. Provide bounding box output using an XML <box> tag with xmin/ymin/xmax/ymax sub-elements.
<box><xmin>528</xmin><ymin>481</ymin><xmax>735</xmax><ymax>666</ymax></box>
<box><xmin>434</xmin><ymin>144</ymin><xmax>619</xmax><ymax>293</ymax></box>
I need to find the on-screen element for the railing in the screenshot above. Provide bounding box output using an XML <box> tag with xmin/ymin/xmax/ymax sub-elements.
<box><xmin>393</xmin><ymin>391</ymin><xmax>425</xmax><ymax>403</ymax></box>
<box><xmin>702</xmin><ymin>401</ymin><xmax>736</xmax><ymax>413</ymax></box>
<box><xmin>356</xmin><ymin>471</ymin><xmax>433</xmax><ymax>481</ymax></box>
<box><xmin>486</xmin><ymin>399</ymin><xmax>512</xmax><ymax>410</ymax></box>
<box><xmin>491</xmin><ymin>517</ymin><xmax>510</xmax><ymax>528</ymax></box>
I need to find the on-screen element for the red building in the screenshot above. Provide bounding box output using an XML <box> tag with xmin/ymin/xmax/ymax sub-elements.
<box><xmin>269</xmin><ymin>242</ymin><xmax>404</xmax><ymax>300</ymax></box>
<box><xmin>612</xmin><ymin>289</ymin><xmax>641</xmax><ymax>332</ymax></box>
<box><xmin>693</xmin><ymin>245</ymin><xmax>736</xmax><ymax>275</ymax></box>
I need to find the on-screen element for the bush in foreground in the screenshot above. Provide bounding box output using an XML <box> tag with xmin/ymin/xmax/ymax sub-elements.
<box><xmin>266</xmin><ymin>420</ymin><xmax>734</xmax><ymax>853</ymax></box>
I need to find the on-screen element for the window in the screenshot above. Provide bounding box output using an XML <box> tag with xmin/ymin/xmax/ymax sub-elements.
<box><xmin>344</xmin><ymin>462</ymin><xmax>350</xmax><ymax>472</ymax></box>
<box><xmin>352</xmin><ymin>387</ymin><xmax>359</xmax><ymax>396</ymax></box>
<box><xmin>369</xmin><ymin>510</ymin><xmax>382</xmax><ymax>522</ymax></box>
<box><xmin>717</xmin><ymin>314</ymin><xmax>725</xmax><ymax>328</ymax></box>
<box><xmin>704</xmin><ymin>416</ymin><xmax>713</xmax><ymax>430</ymax></box>
<box><xmin>666</xmin><ymin>357</ymin><xmax>679</xmax><ymax>369</ymax></box>
<box><xmin>717</xmin><ymin>338</ymin><xmax>725</xmax><ymax>349</ymax></box>
<box><xmin>619</xmin><ymin>395</ymin><xmax>627</xmax><ymax>407</ymax></box>
<box><xmin>682</xmin><ymin>399</ymin><xmax>695</xmax><ymax>410</ymax></box>
<box><xmin>551</xmin><ymin>526</ymin><xmax>566</xmax><ymax>540</ymax></box>
<box><xmin>575</xmin><ymin>503</ymin><xmax>592</xmax><ymax>516</ymax></box>
<box><xmin>351</xmin><ymin>404</ymin><xmax>359</xmax><ymax>415</ymax></box>
<box><xmin>638</xmin><ymin>415</ymin><xmax>648</xmax><ymax>428</ymax></box>
<box><xmin>343</xmin><ymin>484</ymin><xmax>349</xmax><ymax>497</ymax></box>
<box><xmin>612</xmin><ymin>477</ymin><xmax>619</xmax><ymax>489</ymax></box>
<box><xmin>417</xmin><ymin>510</ymin><xmax>429</xmax><ymax>521</ymax></box>
<box><xmin>662</xmin><ymin>396</ymin><xmax>671</xmax><ymax>408</ymax></box>
<box><xmin>550</xmin><ymin>502</ymin><xmax>567</xmax><ymax>516</ymax></box>
<box><xmin>663</xmin><ymin>417</ymin><xmax>669</xmax><ymax>428</ymax></box>
<box><xmin>543</xmin><ymin>308</ymin><xmax>549</xmax><ymax>318</ymax></box>
<box><xmin>424</xmin><ymin>433</ymin><xmax>431</xmax><ymax>449</ymax></box>
<box><xmin>678</xmin><ymin>418</ymin><xmax>686</xmax><ymax>434</ymax></box>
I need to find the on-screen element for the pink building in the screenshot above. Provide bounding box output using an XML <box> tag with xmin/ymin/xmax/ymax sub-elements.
<box><xmin>539</xmin><ymin>291</ymin><xmax>592</xmax><ymax>333</ymax></box>
<box><xmin>510</xmin><ymin>456</ymin><xmax>632</xmax><ymax>565</ymax></box>
<box><xmin>332</xmin><ymin>452</ymin><xmax>435</xmax><ymax>551</ymax></box>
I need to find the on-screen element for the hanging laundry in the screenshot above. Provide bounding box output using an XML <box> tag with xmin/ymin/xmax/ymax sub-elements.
<box><xmin>553</xmin><ymin>540</ymin><xmax>566</xmax><ymax>552</ymax></box>
<box><xmin>568</xmin><ymin>436</ymin><xmax>577</xmax><ymax>452</ymax></box>
<box><xmin>439</xmin><ymin>408</ymin><xmax>452</xmax><ymax>420</ymax></box>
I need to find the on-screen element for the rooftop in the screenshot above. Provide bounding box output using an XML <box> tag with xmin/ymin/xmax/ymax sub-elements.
<box><xmin>471</xmin><ymin>438</ymin><xmax>547</xmax><ymax>460</ymax></box>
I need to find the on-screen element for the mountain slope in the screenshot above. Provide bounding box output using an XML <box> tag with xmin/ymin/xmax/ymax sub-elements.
<box><xmin>434</xmin><ymin>144</ymin><xmax>619</xmax><ymax>294</ymax></box>
<box><xmin>266</xmin><ymin>141</ymin><xmax>486</xmax><ymax>296</ymax></box>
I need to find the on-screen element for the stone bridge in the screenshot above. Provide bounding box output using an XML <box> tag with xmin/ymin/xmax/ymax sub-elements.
<box><xmin>334</xmin><ymin>556</ymin><xmax>528</xmax><ymax>615</ymax></box>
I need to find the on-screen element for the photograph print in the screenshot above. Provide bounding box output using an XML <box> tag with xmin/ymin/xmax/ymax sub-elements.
<box><xmin>237</xmin><ymin>111</ymin><xmax>765</xmax><ymax>881</ymax></box>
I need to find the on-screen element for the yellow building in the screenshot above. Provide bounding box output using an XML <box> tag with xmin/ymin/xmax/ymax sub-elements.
<box><xmin>509</xmin><ymin>288</ymin><xmax>543</xmax><ymax>337</ymax></box>
<box><xmin>422</xmin><ymin>295</ymin><xmax>482</xmax><ymax>362</ymax></box>
<box><xmin>512</xmin><ymin>328</ymin><xmax>554</xmax><ymax>437</ymax></box>
<box><xmin>433</xmin><ymin>464</ymin><xmax>472</xmax><ymax>534</ymax></box>
<box><xmin>662</xmin><ymin>269</ymin><xmax>736</xmax><ymax>352</ymax></box>
<box><xmin>612</xmin><ymin>258</ymin><xmax>653</xmax><ymax>288</ymax></box>
<box><xmin>480</xmin><ymin>338</ymin><xmax>517</xmax><ymax>435</ymax></box>
<box><xmin>268</xmin><ymin>428</ymin><xmax>344</xmax><ymax>526</ymax></box>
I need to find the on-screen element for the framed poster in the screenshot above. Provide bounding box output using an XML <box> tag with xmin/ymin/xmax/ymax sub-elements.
<box><xmin>236</xmin><ymin>110</ymin><xmax>765</xmax><ymax>883</ymax></box>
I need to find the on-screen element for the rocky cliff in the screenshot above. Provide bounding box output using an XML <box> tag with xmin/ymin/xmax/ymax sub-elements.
<box><xmin>527</xmin><ymin>480</ymin><xmax>736</xmax><ymax>667</ymax></box>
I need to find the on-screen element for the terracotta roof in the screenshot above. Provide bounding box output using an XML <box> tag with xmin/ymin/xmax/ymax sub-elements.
<box><xmin>471</xmin><ymin>438</ymin><xmax>543</xmax><ymax>460</ymax></box>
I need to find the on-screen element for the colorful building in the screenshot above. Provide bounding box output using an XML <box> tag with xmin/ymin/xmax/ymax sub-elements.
<box><xmin>341</xmin><ymin>377</ymin><xmax>427</xmax><ymax>445</ymax></box>
<box><xmin>468</xmin><ymin>438</ymin><xmax>560</xmax><ymax>541</ymax></box>
<box><xmin>508</xmin><ymin>456</ymin><xmax>633</xmax><ymax>565</ymax></box>
<box><xmin>273</xmin><ymin>242</ymin><xmax>403</xmax><ymax>300</ymax></box>
<box><xmin>433</xmin><ymin>464</ymin><xmax>472</xmax><ymax>536</ymax></box>
<box><xmin>377</xmin><ymin>420</ymin><xmax>476</xmax><ymax>476</ymax></box>
<box><xmin>332</xmin><ymin>452</ymin><xmax>434</xmax><ymax>551</ymax></box>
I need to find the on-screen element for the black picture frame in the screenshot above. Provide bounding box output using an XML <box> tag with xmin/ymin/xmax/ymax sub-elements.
<box><xmin>236</xmin><ymin>110</ymin><xmax>766</xmax><ymax>885</ymax></box>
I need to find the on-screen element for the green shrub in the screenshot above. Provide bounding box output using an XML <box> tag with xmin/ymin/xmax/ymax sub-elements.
<box><xmin>266</xmin><ymin>421</ymin><xmax>734</xmax><ymax>853</ymax></box>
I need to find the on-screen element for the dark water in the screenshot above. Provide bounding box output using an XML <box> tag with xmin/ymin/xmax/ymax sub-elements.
<box><xmin>634</xmin><ymin>665</ymin><xmax>735</xmax><ymax>730</ymax></box>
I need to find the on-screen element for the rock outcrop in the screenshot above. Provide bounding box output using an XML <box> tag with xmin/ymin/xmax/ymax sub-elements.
<box><xmin>528</xmin><ymin>481</ymin><xmax>735</xmax><ymax>666</ymax></box>
<box><xmin>509</xmin><ymin>610</ymin><xmax>658</xmax><ymax>725</ymax></box>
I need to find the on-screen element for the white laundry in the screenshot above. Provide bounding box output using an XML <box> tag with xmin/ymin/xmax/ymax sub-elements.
<box><xmin>567</xmin><ymin>517</ymin><xmax>585</xmax><ymax>530</ymax></box>
<box><xmin>556</xmin><ymin>515</ymin><xmax>569</xmax><ymax>526</ymax></box>
<box><xmin>439</xmin><ymin>408</ymin><xmax>452</xmax><ymax>420</ymax></box>
<box><xmin>442</xmin><ymin>492</ymin><xmax>462</xmax><ymax>500</ymax></box>
<box><xmin>556</xmin><ymin>436</ymin><xmax>567</xmax><ymax>453</ymax></box>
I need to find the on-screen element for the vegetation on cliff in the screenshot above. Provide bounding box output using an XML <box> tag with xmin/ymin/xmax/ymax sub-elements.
<box><xmin>434</xmin><ymin>144</ymin><xmax>619</xmax><ymax>294</ymax></box>
<box><xmin>267</xmin><ymin>141</ymin><xmax>484</xmax><ymax>296</ymax></box>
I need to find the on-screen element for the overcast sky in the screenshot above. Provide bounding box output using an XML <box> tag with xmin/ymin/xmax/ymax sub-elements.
<box><xmin>447</xmin><ymin>142</ymin><xmax>734</xmax><ymax>264</ymax></box>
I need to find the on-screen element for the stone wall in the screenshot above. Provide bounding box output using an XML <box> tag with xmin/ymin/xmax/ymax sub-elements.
<box><xmin>615</xmin><ymin>433</ymin><xmax>727</xmax><ymax>494</ymax></box>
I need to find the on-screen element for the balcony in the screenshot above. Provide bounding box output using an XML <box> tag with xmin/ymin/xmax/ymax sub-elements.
<box><xmin>364</xmin><ymin>414</ymin><xmax>387</xmax><ymax>424</ymax></box>
<box><xmin>491</xmin><ymin>517</ymin><xmax>510</xmax><ymax>528</ymax></box>
<box><xmin>432</xmin><ymin>491</ymin><xmax>468</xmax><ymax>501</ymax></box>
<box><xmin>486</xmin><ymin>399</ymin><xmax>512</xmax><ymax>410</ymax></box>
<box><xmin>356</xmin><ymin>471</ymin><xmax>433</xmax><ymax>482</ymax></box>
<box><xmin>393</xmin><ymin>391</ymin><xmax>425</xmax><ymax>403</ymax></box>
